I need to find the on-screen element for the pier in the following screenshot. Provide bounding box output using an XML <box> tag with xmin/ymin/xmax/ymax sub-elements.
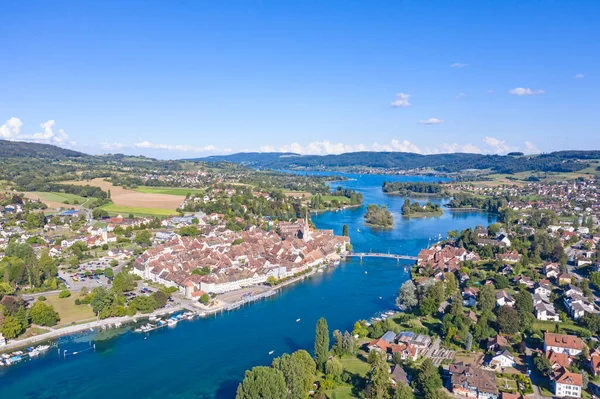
<box><xmin>344</xmin><ymin>252</ymin><xmax>418</xmax><ymax>261</ymax></box>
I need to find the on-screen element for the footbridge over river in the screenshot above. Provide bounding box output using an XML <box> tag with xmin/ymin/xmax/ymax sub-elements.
<box><xmin>343</xmin><ymin>252</ymin><xmax>418</xmax><ymax>261</ymax></box>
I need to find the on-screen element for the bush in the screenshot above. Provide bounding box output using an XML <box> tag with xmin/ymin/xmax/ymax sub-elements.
<box><xmin>38</xmin><ymin>296</ymin><xmax>47</xmax><ymax>301</ymax></box>
<box><xmin>59</xmin><ymin>290</ymin><xmax>71</xmax><ymax>298</ymax></box>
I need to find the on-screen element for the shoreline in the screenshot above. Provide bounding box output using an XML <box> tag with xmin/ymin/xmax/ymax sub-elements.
<box><xmin>401</xmin><ymin>211</ymin><xmax>444</xmax><ymax>218</ymax></box>
<box><xmin>310</xmin><ymin>203</ymin><xmax>362</xmax><ymax>214</ymax></box>
<box><xmin>0</xmin><ymin>261</ymin><xmax>338</xmax><ymax>355</ymax></box>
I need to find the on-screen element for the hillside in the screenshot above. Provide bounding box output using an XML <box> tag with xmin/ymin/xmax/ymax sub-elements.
<box><xmin>0</xmin><ymin>139</ymin><xmax>86</xmax><ymax>159</ymax></box>
<box><xmin>198</xmin><ymin>150</ymin><xmax>600</xmax><ymax>174</ymax></box>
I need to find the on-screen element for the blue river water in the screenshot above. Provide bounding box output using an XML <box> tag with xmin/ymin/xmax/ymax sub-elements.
<box><xmin>0</xmin><ymin>174</ymin><xmax>496</xmax><ymax>399</ymax></box>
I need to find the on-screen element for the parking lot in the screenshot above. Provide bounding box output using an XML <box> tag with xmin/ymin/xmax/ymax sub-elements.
<box><xmin>58</xmin><ymin>259</ymin><xmax>113</xmax><ymax>291</ymax></box>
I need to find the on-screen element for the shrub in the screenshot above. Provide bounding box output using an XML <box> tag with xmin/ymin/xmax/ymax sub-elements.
<box><xmin>59</xmin><ymin>290</ymin><xmax>72</xmax><ymax>298</ymax></box>
<box><xmin>38</xmin><ymin>296</ymin><xmax>47</xmax><ymax>301</ymax></box>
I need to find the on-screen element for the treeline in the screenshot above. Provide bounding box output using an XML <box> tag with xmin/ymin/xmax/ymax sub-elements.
<box><xmin>310</xmin><ymin>187</ymin><xmax>363</xmax><ymax>210</ymax></box>
<box><xmin>15</xmin><ymin>179</ymin><xmax>110</xmax><ymax>201</ymax></box>
<box><xmin>382</xmin><ymin>182</ymin><xmax>449</xmax><ymax>196</ymax></box>
<box><xmin>447</xmin><ymin>193</ymin><xmax>508</xmax><ymax>213</ymax></box>
<box><xmin>199</xmin><ymin>150</ymin><xmax>600</xmax><ymax>174</ymax></box>
<box><xmin>364</xmin><ymin>204</ymin><xmax>393</xmax><ymax>227</ymax></box>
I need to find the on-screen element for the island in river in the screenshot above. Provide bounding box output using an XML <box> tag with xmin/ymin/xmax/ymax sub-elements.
<box><xmin>401</xmin><ymin>199</ymin><xmax>443</xmax><ymax>218</ymax></box>
<box><xmin>363</xmin><ymin>204</ymin><xmax>394</xmax><ymax>228</ymax></box>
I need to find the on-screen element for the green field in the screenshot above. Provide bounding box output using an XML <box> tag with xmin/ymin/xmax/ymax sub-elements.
<box><xmin>99</xmin><ymin>204</ymin><xmax>179</xmax><ymax>217</ymax></box>
<box><xmin>133</xmin><ymin>186</ymin><xmax>204</xmax><ymax>196</ymax></box>
<box><xmin>31</xmin><ymin>191</ymin><xmax>93</xmax><ymax>206</ymax></box>
<box><xmin>44</xmin><ymin>293</ymin><xmax>96</xmax><ymax>326</ymax></box>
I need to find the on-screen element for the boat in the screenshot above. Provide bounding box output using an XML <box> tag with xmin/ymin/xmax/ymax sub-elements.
<box><xmin>296</xmin><ymin>318</ymin><xmax>301</xmax><ymax>322</ymax></box>
<box><xmin>149</xmin><ymin>315</ymin><xmax>158</xmax><ymax>321</ymax></box>
<box><xmin>317</xmin><ymin>269</ymin><xmax>324</xmax><ymax>273</ymax></box>
<box><xmin>378</xmin><ymin>296</ymin><xmax>382</xmax><ymax>299</ymax></box>
<box><xmin>364</xmin><ymin>271</ymin><xmax>368</xmax><ymax>274</ymax></box>
<box><xmin>268</xmin><ymin>350</ymin><xmax>275</xmax><ymax>355</ymax></box>
<box><xmin>357</xmin><ymin>228</ymin><xmax>361</xmax><ymax>232</ymax></box>
<box><xmin>167</xmin><ymin>319</ymin><xmax>178</xmax><ymax>327</ymax></box>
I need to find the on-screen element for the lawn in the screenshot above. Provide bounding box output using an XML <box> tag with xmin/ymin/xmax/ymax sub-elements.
<box><xmin>340</xmin><ymin>355</ymin><xmax>371</xmax><ymax>377</ymax></box>
<box><xmin>133</xmin><ymin>186</ymin><xmax>204</xmax><ymax>196</ymax></box>
<box><xmin>98</xmin><ymin>203</ymin><xmax>179</xmax><ymax>217</ymax></box>
<box><xmin>44</xmin><ymin>293</ymin><xmax>96</xmax><ymax>326</ymax></box>
<box><xmin>532</xmin><ymin>320</ymin><xmax>591</xmax><ymax>335</ymax></box>
<box><xmin>29</xmin><ymin>191</ymin><xmax>92</xmax><ymax>206</ymax></box>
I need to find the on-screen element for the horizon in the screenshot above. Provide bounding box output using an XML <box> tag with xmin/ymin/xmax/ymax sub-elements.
<box><xmin>2</xmin><ymin>1</ymin><xmax>599</xmax><ymax>158</ymax></box>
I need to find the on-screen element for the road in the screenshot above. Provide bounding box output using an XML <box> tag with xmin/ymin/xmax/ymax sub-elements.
<box><xmin>525</xmin><ymin>346</ymin><xmax>553</xmax><ymax>399</ymax></box>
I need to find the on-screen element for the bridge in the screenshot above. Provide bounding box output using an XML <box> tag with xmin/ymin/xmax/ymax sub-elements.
<box><xmin>344</xmin><ymin>252</ymin><xmax>418</xmax><ymax>261</ymax></box>
<box><xmin>447</xmin><ymin>207</ymin><xmax>483</xmax><ymax>212</ymax></box>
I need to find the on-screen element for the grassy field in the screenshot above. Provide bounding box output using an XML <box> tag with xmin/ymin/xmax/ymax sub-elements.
<box><xmin>25</xmin><ymin>191</ymin><xmax>92</xmax><ymax>208</ymax></box>
<box><xmin>323</xmin><ymin>355</ymin><xmax>371</xmax><ymax>399</ymax></box>
<box><xmin>98</xmin><ymin>203</ymin><xmax>179</xmax><ymax>217</ymax></box>
<box><xmin>532</xmin><ymin>320</ymin><xmax>591</xmax><ymax>335</ymax></box>
<box><xmin>44</xmin><ymin>293</ymin><xmax>96</xmax><ymax>326</ymax></box>
<box><xmin>133</xmin><ymin>187</ymin><xmax>204</xmax><ymax>196</ymax></box>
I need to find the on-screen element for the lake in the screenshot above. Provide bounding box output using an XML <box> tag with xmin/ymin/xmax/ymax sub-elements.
<box><xmin>0</xmin><ymin>174</ymin><xmax>496</xmax><ymax>399</ymax></box>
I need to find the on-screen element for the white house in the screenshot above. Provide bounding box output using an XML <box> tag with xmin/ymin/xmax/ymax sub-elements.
<box><xmin>552</xmin><ymin>368</ymin><xmax>582</xmax><ymax>398</ymax></box>
<box><xmin>495</xmin><ymin>290</ymin><xmax>515</xmax><ymax>307</ymax></box>
<box><xmin>544</xmin><ymin>333</ymin><xmax>584</xmax><ymax>356</ymax></box>
<box><xmin>489</xmin><ymin>350</ymin><xmax>515</xmax><ymax>369</ymax></box>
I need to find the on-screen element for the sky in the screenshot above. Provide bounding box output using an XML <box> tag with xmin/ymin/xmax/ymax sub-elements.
<box><xmin>1</xmin><ymin>0</ymin><xmax>599</xmax><ymax>159</ymax></box>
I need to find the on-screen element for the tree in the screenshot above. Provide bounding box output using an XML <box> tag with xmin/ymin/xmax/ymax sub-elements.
<box><xmin>420</xmin><ymin>281</ymin><xmax>444</xmax><ymax>316</ymax></box>
<box><xmin>104</xmin><ymin>267</ymin><xmax>114</xmax><ymax>278</ymax></box>
<box><xmin>533</xmin><ymin>353</ymin><xmax>552</xmax><ymax>377</ymax></box>
<box><xmin>134</xmin><ymin>230</ymin><xmax>152</xmax><ymax>247</ymax></box>
<box><xmin>30</xmin><ymin>301</ymin><xmax>60</xmax><ymax>326</ymax></box>
<box><xmin>266</xmin><ymin>276</ymin><xmax>278</xmax><ymax>286</ymax></box>
<box><xmin>272</xmin><ymin>350</ymin><xmax>316</xmax><ymax>399</ymax></box>
<box><xmin>112</xmin><ymin>272</ymin><xmax>135</xmax><ymax>293</ymax></box>
<box><xmin>325</xmin><ymin>357</ymin><xmax>343</xmax><ymax>381</ymax></box>
<box><xmin>397</xmin><ymin>280</ymin><xmax>418</xmax><ymax>310</ymax></box>
<box><xmin>416</xmin><ymin>359</ymin><xmax>442</xmax><ymax>399</ymax></box>
<box><xmin>199</xmin><ymin>293</ymin><xmax>210</xmax><ymax>305</ymax></box>
<box><xmin>314</xmin><ymin>317</ymin><xmax>330</xmax><ymax>371</ymax></box>
<box><xmin>153</xmin><ymin>290</ymin><xmax>168</xmax><ymax>308</ymax></box>
<box><xmin>129</xmin><ymin>295</ymin><xmax>157</xmax><ymax>314</ymax></box>
<box><xmin>0</xmin><ymin>315</ymin><xmax>23</xmax><ymax>339</ymax></box>
<box><xmin>368</xmin><ymin>351</ymin><xmax>391</xmax><ymax>399</ymax></box>
<box><xmin>478</xmin><ymin>283</ymin><xmax>496</xmax><ymax>313</ymax></box>
<box><xmin>342</xmin><ymin>224</ymin><xmax>349</xmax><ymax>237</ymax></box>
<box><xmin>394</xmin><ymin>382</ymin><xmax>415</xmax><ymax>399</ymax></box>
<box><xmin>236</xmin><ymin>366</ymin><xmax>287</xmax><ymax>399</ymax></box>
<box><xmin>353</xmin><ymin>321</ymin><xmax>369</xmax><ymax>338</ymax></box>
<box><xmin>465</xmin><ymin>333</ymin><xmax>473</xmax><ymax>351</ymax></box>
<box><xmin>59</xmin><ymin>289</ymin><xmax>71</xmax><ymax>298</ymax></box>
<box><xmin>496</xmin><ymin>305</ymin><xmax>519</xmax><ymax>334</ymax></box>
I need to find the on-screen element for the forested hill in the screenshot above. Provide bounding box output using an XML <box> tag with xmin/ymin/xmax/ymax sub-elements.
<box><xmin>0</xmin><ymin>139</ymin><xmax>86</xmax><ymax>159</ymax></box>
<box><xmin>198</xmin><ymin>151</ymin><xmax>600</xmax><ymax>173</ymax></box>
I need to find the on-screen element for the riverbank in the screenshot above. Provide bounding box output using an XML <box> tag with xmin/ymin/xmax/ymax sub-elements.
<box><xmin>310</xmin><ymin>203</ymin><xmax>362</xmax><ymax>214</ymax></box>
<box><xmin>402</xmin><ymin>210</ymin><xmax>444</xmax><ymax>218</ymax></box>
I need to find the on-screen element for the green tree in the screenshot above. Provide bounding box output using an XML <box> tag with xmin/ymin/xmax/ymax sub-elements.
<box><xmin>152</xmin><ymin>290</ymin><xmax>168</xmax><ymax>308</ymax></box>
<box><xmin>478</xmin><ymin>283</ymin><xmax>496</xmax><ymax>313</ymax></box>
<box><xmin>416</xmin><ymin>359</ymin><xmax>442</xmax><ymax>399</ymax></box>
<box><xmin>394</xmin><ymin>382</ymin><xmax>415</xmax><ymax>399</ymax></box>
<box><xmin>236</xmin><ymin>366</ymin><xmax>287</xmax><ymax>399</ymax></box>
<box><xmin>496</xmin><ymin>305</ymin><xmax>519</xmax><ymax>334</ymax></box>
<box><xmin>129</xmin><ymin>295</ymin><xmax>157</xmax><ymax>314</ymax></box>
<box><xmin>59</xmin><ymin>289</ymin><xmax>71</xmax><ymax>298</ymax></box>
<box><xmin>342</xmin><ymin>224</ymin><xmax>349</xmax><ymax>237</ymax></box>
<box><xmin>314</xmin><ymin>317</ymin><xmax>330</xmax><ymax>371</ymax></box>
<box><xmin>134</xmin><ymin>230</ymin><xmax>152</xmax><ymax>246</ymax></box>
<box><xmin>112</xmin><ymin>272</ymin><xmax>135</xmax><ymax>293</ymax></box>
<box><xmin>325</xmin><ymin>357</ymin><xmax>343</xmax><ymax>381</ymax></box>
<box><xmin>104</xmin><ymin>267</ymin><xmax>114</xmax><ymax>278</ymax></box>
<box><xmin>0</xmin><ymin>315</ymin><xmax>23</xmax><ymax>339</ymax></box>
<box><xmin>266</xmin><ymin>276</ymin><xmax>278</xmax><ymax>286</ymax></box>
<box><xmin>30</xmin><ymin>301</ymin><xmax>60</xmax><ymax>326</ymax></box>
<box><xmin>199</xmin><ymin>293</ymin><xmax>210</xmax><ymax>305</ymax></box>
<box><xmin>272</xmin><ymin>350</ymin><xmax>316</xmax><ymax>399</ymax></box>
<box><xmin>368</xmin><ymin>351</ymin><xmax>391</xmax><ymax>399</ymax></box>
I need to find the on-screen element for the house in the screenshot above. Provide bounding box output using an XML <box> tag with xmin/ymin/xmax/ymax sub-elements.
<box><xmin>497</xmin><ymin>251</ymin><xmax>521</xmax><ymax>263</ymax></box>
<box><xmin>449</xmin><ymin>362</ymin><xmax>499</xmax><ymax>399</ymax></box>
<box><xmin>367</xmin><ymin>338</ymin><xmax>390</xmax><ymax>353</ymax></box>
<box><xmin>543</xmin><ymin>263</ymin><xmax>560</xmax><ymax>279</ymax></box>
<box><xmin>390</xmin><ymin>365</ymin><xmax>409</xmax><ymax>386</ymax></box>
<box><xmin>546</xmin><ymin>350</ymin><xmax>571</xmax><ymax>370</ymax></box>
<box><xmin>535</xmin><ymin>301</ymin><xmax>560</xmax><ymax>322</ymax></box>
<box><xmin>497</xmin><ymin>234</ymin><xmax>511</xmax><ymax>247</ymax></box>
<box><xmin>557</xmin><ymin>273</ymin><xmax>572</xmax><ymax>285</ymax></box>
<box><xmin>487</xmin><ymin>335</ymin><xmax>508</xmax><ymax>352</ymax></box>
<box><xmin>534</xmin><ymin>283</ymin><xmax>552</xmax><ymax>298</ymax></box>
<box><xmin>544</xmin><ymin>333</ymin><xmax>584</xmax><ymax>356</ymax></box>
<box><xmin>495</xmin><ymin>290</ymin><xmax>515</xmax><ymax>307</ymax></box>
<box><xmin>462</xmin><ymin>287</ymin><xmax>479</xmax><ymax>307</ymax></box>
<box><xmin>512</xmin><ymin>275</ymin><xmax>534</xmax><ymax>288</ymax></box>
<box><xmin>551</xmin><ymin>367</ymin><xmax>582</xmax><ymax>398</ymax></box>
<box><xmin>589</xmin><ymin>350</ymin><xmax>600</xmax><ymax>377</ymax></box>
<box><xmin>489</xmin><ymin>350</ymin><xmax>515</xmax><ymax>369</ymax></box>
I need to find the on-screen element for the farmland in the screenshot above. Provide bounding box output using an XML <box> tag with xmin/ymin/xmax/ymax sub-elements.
<box><xmin>97</xmin><ymin>204</ymin><xmax>179</xmax><ymax>217</ymax></box>
<box><xmin>24</xmin><ymin>192</ymin><xmax>89</xmax><ymax>209</ymax></box>
<box><xmin>133</xmin><ymin>186</ymin><xmax>204</xmax><ymax>196</ymax></box>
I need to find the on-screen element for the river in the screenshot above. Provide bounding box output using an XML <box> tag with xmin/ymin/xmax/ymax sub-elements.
<box><xmin>0</xmin><ymin>174</ymin><xmax>496</xmax><ymax>399</ymax></box>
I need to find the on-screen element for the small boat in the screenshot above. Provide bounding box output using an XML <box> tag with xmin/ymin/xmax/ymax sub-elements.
<box><xmin>364</xmin><ymin>271</ymin><xmax>368</xmax><ymax>274</ymax></box>
<box><xmin>317</xmin><ymin>269</ymin><xmax>324</xmax><ymax>273</ymax></box>
<box><xmin>268</xmin><ymin>350</ymin><xmax>275</xmax><ymax>355</ymax></box>
<box><xmin>296</xmin><ymin>318</ymin><xmax>301</xmax><ymax>322</ymax></box>
<box><xmin>378</xmin><ymin>296</ymin><xmax>382</xmax><ymax>299</ymax></box>
<box><xmin>167</xmin><ymin>319</ymin><xmax>178</xmax><ymax>327</ymax></box>
<box><xmin>357</xmin><ymin>228</ymin><xmax>361</xmax><ymax>232</ymax></box>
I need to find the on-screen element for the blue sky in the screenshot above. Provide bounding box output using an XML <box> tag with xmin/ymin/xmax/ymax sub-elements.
<box><xmin>1</xmin><ymin>0</ymin><xmax>598</xmax><ymax>159</ymax></box>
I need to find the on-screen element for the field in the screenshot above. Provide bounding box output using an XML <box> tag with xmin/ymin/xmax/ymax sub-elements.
<box><xmin>98</xmin><ymin>204</ymin><xmax>179</xmax><ymax>217</ymax></box>
<box><xmin>24</xmin><ymin>192</ymin><xmax>88</xmax><ymax>209</ymax></box>
<box><xmin>62</xmin><ymin>178</ymin><xmax>185</xmax><ymax>211</ymax></box>
<box><xmin>44</xmin><ymin>293</ymin><xmax>96</xmax><ymax>326</ymax></box>
<box><xmin>133</xmin><ymin>186</ymin><xmax>204</xmax><ymax>196</ymax></box>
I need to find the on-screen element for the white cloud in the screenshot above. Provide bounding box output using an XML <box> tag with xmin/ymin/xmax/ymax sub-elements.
<box><xmin>372</xmin><ymin>139</ymin><xmax>421</xmax><ymax>153</ymax></box>
<box><xmin>0</xmin><ymin>117</ymin><xmax>23</xmax><ymax>139</ymax></box>
<box><xmin>450</xmin><ymin>63</ymin><xmax>468</xmax><ymax>68</ymax></box>
<box><xmin>573</xmin><ymin>73</ymin><xmax>584</xmax><ymax>79</ymax></box>
<box><xmin>424</xmin><ymin>143</ymin><xmax>483</xmax><ymax>154</ymax></box>
<box><xmin>524</xmin><ymin>141</ymin><xmax>540</xmax><ymax>154</ymax></box>
<box><xmin>32</xmin><ymin>120</ymin><xmax>72</xmax><ymax>144</ymax></box>
<box><xmin>488</xmin><ymin>90</ymin><xmax>494</xmax><ymax>94</ymax></box>
<box><xmin>456</xmin><ymin>92</ymin><xmax>466</xmax><ymax>100</ymax></box>
<box><xmin>391</xmin><ymin>93</ymin><xmax>411</xmax><ymax>107</ymax></box>
<box><xmin>259</xmin><ymin>145</ymin><xmax>275</xmax><ymax>152</ymax></box>
<box><xmin>484</xmin><ymin>136</ymin><xmax>515</xmax><ymax>154</ymax></box>
<box><xmin>100</xmin><ymin>142</ymin><xmax>125</xmax><ymax>151</ymax></box>
<box><xmin>508</xmin><ymin>87</ymin><xmax>545</xmax><ymax>96</ymax></box>
<box><xmin>418</xmin><ymin>118</ymin><xmax>444</xmax><ymax>125</ymax></box>
<box><xmin>134</xmin><ymin>141</ymin><xmax>219</xmax><ymax>152</ymax></box>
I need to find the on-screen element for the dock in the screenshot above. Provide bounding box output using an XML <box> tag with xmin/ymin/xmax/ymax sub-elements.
<box><xmin>343</xmin><ymin>252</ymin><xmax>418</xmax><ymax>261</ymax></box>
